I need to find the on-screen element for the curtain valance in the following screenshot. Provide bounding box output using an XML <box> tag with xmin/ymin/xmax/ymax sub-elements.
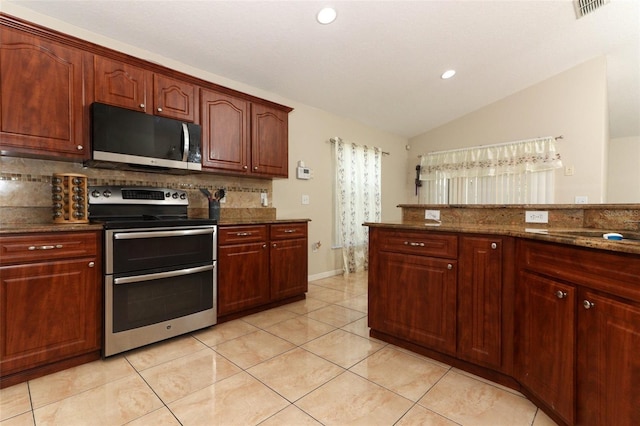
<box><xmin>419</xmin><ymin>136</ymin><xmax>562</xmax><ymax>181</ymax></box>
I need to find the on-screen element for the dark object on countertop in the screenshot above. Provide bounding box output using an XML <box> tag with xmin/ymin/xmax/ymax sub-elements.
<box><xmin>200</xmin><ymin>188</ymin><xmax>212</xmax><ymax>200</ymax></box>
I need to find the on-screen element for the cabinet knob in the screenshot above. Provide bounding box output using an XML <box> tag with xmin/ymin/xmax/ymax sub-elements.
<box><xmin>583</xmin><ymin>300</ymin><xmax>595</xmax><ymax>310</ymax></box>
<box><xmin>139</xmin><ymin>103</ymin><xmax>145</xmax><ymax>109</ymax></box>
<box><xmin>447</xmin><ymin>263</ymin><xmax>453</xmax><ymax>270</ymax></box>
<box><xmin>254</xmin><ymin>166</ymin><xmax>258</xmax><ymax>171</ymax></box>
<box><xmin>77</xmin><ymin>145</ymin><xmax>83</xmax><ymax>150</ymax></box>
<box><xmin>157</xmin><ymin>107</ymin><xmax>163</xmax><ymax>112</ymax></box>
<box><xmin>243</xmin><ymin>165</ymin><xmax>248</xmax><ymax>170</ymax></box>
<box><xmin>273</xmin><ymin>243</ymin><xmax>277</xmax><ymax>248</ymax></box>
<box><xmin>555</xmin><ymin>290</ymin><xmax>567</xmax><ymax>299</ymax></box>
<box><xmin>262</xmin><ymin>244</ymin><xmax>267</xmax><ymax>248</ymax></box>
<box><xmin>491</xmin><ymin>242</ymin><xmax>498</xmax><ymax>249</ymax></box>
<box><xmin>88</xmin><ymin>261</ymin><xmax>95</xmax><ymax>268</ymax></box>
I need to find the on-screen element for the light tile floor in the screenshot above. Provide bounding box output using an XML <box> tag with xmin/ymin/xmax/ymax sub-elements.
<box><xmin>1</xmin><ymin>272</ymin><xmax>558</xmax><ymax>426</ymax></box>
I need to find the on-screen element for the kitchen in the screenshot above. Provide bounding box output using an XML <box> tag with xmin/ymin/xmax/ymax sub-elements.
<box><xmin>1</xmin><ymin>1</ymin><xmax>639</xmax><ymax>425</ymax></box>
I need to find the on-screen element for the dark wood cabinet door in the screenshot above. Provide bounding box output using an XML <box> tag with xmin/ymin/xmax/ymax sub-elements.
<box><xmin>577</xmin><ymin>290</ymin><xmax>640</xmax><ymax>426</ymax></box>
<box><xmin>201</xmin><ymin>89</ymin><xmax>250</xmax><ymax>173</ymax></box>
<box><xmin>458</xmin><ymin>236</ymin><xmax>503</xmax><ymax>369</ymax></box>
<box><xmin>251</xmin><ymin>103</ymin><xmax>288</xmax><ymax>177</ymax></box>
<box><xmin>217</xmin><ymin>242</ymin><xmax>269</xmax><ymax>316</ymax></box>
<box><xmin>270</xmin><ymin>238</ymin><xmax>308</xmax><ymax>300</ymax></box>
<box><xmin>374</xmin><ymin>251</ymin><xmax>457</xmax><ymax>354</ymax></box>
<box><xmin>0</xmin><ymin>258</ymin><xmax>101</xmax><ymax>375</ymax></box>
<box><xmin>153</xmin><ymin>74</ymin><xmax>196</xmax><ymax>122</ymax></box>
<box><xmin>93</xmin><ymin>55</ymin><xmax>151</xmax><ymax>112</ymax></box>
<box><xmin>0</xmin><ymin>27</ymin><xmax>87</xmax><ymax>159</ymax></box>
<box><xmin>516</xmin><ymin>270</ymin><xmax>575</xmax><ymax>425</ymax></box>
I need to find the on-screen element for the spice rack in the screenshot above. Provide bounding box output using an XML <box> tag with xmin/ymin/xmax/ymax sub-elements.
<box><xmin>52</xmin><ymin>173</ymin><xmax>89</xmax><ymax>223</ymax></box>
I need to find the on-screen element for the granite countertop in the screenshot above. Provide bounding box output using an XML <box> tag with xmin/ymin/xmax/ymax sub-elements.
<box><xmin>218</xmin><ymin>218</ymin><xmax>311</xmax><ymax>225</ymax></box>
<box><xmin>365</xmin><ymin>222</ymin><xmax>640</xmax><ymax>256</ymax></box>
<box><xmin>0</xmin><ymin>223</ymin><xmax>105</xmax><ymax>234</ymax></box>
<box><xmin>0</xmin><ymin>219</ymin><xmax>311</xmax><ymax>235</ymax></box>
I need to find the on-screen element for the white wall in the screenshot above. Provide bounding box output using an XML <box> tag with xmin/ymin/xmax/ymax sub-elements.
<box><xmin>607</xmin><ymin>135</ymin><xmax>640</xmax><ymax>203</ymax></box>
<box><xmin>2</xmin><ymin>3</ymin><xmax>409</xmax><ymax>278</ymax></box>
<box><xmin>408</xmin><ymin>58</ymin><xmax>609</xmax><ymax>205</ymax></box>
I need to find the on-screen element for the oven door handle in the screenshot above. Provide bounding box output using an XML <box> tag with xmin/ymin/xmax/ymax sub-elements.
<box><xmin>113</xmin><ymin>264</ymin><xmax>214</xmax><ymax>285</ymax></box>
<box><xmin>114</xmin><ymin>228</ymin><xmax>214</xmax><ymax>240</ymax></box>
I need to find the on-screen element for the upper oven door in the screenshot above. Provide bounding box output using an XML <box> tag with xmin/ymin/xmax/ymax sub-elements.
<box><xmin>106</xmin><ymin>225</ymin><xmax>216</xmax><ymax>274</ymax></box>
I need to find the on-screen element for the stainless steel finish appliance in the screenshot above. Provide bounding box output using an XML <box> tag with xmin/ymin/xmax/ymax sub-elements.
<box><xmin>89</xmin><ymin>103</ymin><xmax>202</xmax><ymax>172</ymax></box>
<box><xmin>89</xmin><ymin>186</ymin><xmax>216</xmax><ymax>357</ymax></box>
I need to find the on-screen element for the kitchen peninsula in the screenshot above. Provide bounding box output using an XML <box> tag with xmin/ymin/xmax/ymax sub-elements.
<box><xmin>366</xmin><ymin>203</ymin><xmax>640</xmax><ymax>426</ymax></box>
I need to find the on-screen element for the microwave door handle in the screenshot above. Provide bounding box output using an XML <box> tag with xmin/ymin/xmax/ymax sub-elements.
<box><xmin>181</xmin><ymin>122</ymin><xmax>189</xmax><ymax>162</ymax></box>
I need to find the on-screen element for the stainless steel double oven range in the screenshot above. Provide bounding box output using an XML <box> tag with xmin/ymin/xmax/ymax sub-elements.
<box><xmin>89</xmin><ymin>186</ymin><xmax>217</xmax><ymax>357</ymax></box>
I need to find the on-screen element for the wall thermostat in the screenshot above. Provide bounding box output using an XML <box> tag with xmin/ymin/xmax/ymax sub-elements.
<box><xmin>297</xmin><ymin>166</ymin><xmax>311</xmax><ymax>180</ymax></box>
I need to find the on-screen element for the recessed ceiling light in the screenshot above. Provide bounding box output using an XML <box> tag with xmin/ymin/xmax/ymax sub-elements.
<box><xmin>317</xmin><ymin>7</ymin><xmax>337</xmax><ymax>24</ymax></box>
<box><xmin>441</xmin><ymin>70</ymin><xmax>456</xmax><ymax>79</ymax></box>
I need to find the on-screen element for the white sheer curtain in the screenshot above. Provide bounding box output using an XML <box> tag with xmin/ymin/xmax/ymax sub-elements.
<box><xmin>419</xmin><ymin>136</ymin><xmax>563</xmax><ymax>204</ymax></box>
<box><xmin>333</xmin><ymin>137</ymin><xmax>381</xmax><ymax>273</ymax></box>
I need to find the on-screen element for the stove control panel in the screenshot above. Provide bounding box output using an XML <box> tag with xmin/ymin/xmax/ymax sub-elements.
<box><xmin>89</xmin><ymin>186</ymin><xmax>189</xmax><ymax>205</ymax></box>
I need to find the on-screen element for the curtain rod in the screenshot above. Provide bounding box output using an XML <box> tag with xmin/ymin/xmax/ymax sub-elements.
<box><xmin>328</xmin><ymin>138</ymin><xmax>390</xmax><ymax>155</ymax></box>
<box><xmin>420</xmin><ymin>135</ymin><xmax>563</xmax><ymax>157</ymax></box>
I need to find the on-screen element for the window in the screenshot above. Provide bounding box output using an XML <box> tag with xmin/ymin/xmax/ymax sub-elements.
<box><xmin>419</xmin><ymin>137</ymin><xmax>562</xmax><ymax>204</ymax></box>
<box><xmin>332</xmin><ymin>137</ymin><xmax>381</xmax><ymax>273</ymax></box>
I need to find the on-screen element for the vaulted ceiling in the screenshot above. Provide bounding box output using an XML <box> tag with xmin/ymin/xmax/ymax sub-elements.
<box><xmin>6</xmin><ymin>0</ymin><xmax>639</xmax><ymax>139</ymax></box>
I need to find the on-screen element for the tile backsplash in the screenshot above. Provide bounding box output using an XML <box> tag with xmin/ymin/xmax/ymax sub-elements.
<box><xmin>0</xmin><ymin>156</ymin><xmax>275</xmax><ymax>225</ymax></box>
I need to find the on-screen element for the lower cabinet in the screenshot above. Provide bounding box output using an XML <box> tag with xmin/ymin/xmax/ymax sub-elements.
<box><xmin>458</xmin><ymin>236</ymin><xmax>511</xmax><ymax>370</ymax></box>
<box><xmin>516</xmin><ymin>239</ymin><xmax>640</xmax><ymax>426</ymax></box>
<box><xmin>515</xmin><ymin>270</ymin><xmax>576</xmax><ymax>425</ymax></box>
<box><xmin>217</xmin><ymin>222</ymin><xmax>308</xmax><ymax>320</ymax></box>
<box><xmin>270</xmin><ymin>223</ymin><xmax>308</xmax><ymax>300</ymax></box>
<box><xmin>0</xmin><ymin>231</ymin><xmax>102</xmax><ymax>388</ymax></box>
<box><xmin>373</xmin><ymin>251</ymin><xmax>457</xmax><ymax>353</ymax></box>
<box><xmin>369</xmin><ymin>230</ymin><xmax>512</xmax><ymax>365</ymax></box>
<box><xmin>577</xmin><ymin>289</ymin><xmax>640</xmax><ymax>425</ymax></box>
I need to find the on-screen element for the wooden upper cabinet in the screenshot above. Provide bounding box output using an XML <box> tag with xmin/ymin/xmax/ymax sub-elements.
<box><xmin>93</xmin><ymin>56</ymin><xmax>196</xmax><ymax>122</ymax></box>
<box><xmin>153</xmin><ymin>73</ymin><xmax>196</xmax><ymax>122</ymax></box>
<box><xmin>251</xmin><ymin>103</ymin><xmax>288</xmax><ymax>178</ymax></box>
<box><xmin>93</xmin><ymin>55</ymin><xmax>150</xmax><ymax>113</ymax></box>
<box><xmin>201</xmin><ymin>89</ymin><xmax>250</xmax><ymax>173</ymax></box>
<box><xmin>0</xmin><ymin>26</ymin><xmax>88</xmax><ymax>160</ymax></box>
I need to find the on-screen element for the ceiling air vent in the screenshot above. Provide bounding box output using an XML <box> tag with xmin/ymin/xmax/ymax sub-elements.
<box><xmin>574</xmin><ymin>0</ymin><xmax>610</xmax><ymax>19</ymax></box>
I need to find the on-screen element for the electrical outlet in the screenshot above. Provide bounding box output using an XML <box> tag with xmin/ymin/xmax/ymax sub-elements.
<box><xmin>525</xmin><ymin>211</ymin><xmax>549</xmax><ymax>224</ymax></box>
<box><xmin>575</xmin><ymin>196</ymin><xmax>588</xmax><ymax>204</ymax></box>
<box><xmin>425</xmin><ymin>210</ymin><xmax>440</xmax><ymax>220</ymax></box>
<box><xmin>564</xmin><ymin>165</ymin><xmax>575</xmax><ymax>176</ymax></box>
<box><xmin>302</xmin><ymin>194</ymin><xmax>310</xmax><ymax>205</ymax></box>
<box><xmin>260</xmin><ymin>193</ymin><xmax>268</xmax><ymax>206</ymax></box>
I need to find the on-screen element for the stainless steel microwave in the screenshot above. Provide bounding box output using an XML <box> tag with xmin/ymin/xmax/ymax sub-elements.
<box><xmin>90</xmin><ymin>102</ymin><xmax>202</xmax><ymax>172</ymax></box>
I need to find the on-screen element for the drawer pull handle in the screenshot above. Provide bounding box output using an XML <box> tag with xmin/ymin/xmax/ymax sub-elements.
<box><xmin>236</xmin><ymin>232</ymin><xmax>253</xmax><ymax>236</ymax></box>
<box><xmin>404</xmin><ymin>241</ymin><xmax>425</xmax><ymax>247</ymax></box>
<box><xmin>284</xmin><ymin>229</ymin><xmax>297</xmax><ymax>233</ymax></box>
<box><xmin>28</xmin><ymin>245</ymin><xmax>63</xmax><ymax>250</ymax></box>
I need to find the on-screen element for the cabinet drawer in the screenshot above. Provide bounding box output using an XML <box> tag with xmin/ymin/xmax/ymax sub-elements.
<box><xmin>376</xmin><ymin>229</ymin><xmax>458</xmax><ymax>259</ymax></box>
<box><xmin>0</xmin><ymin>232</ymin><xmax>99</xmax><ymax>265</ymax></box>
<box><xmin>518</xmin><ymin>240</ymin><xmax>640</xmax><ymax>303</ymax></box>
<box><xmin>218</xmin><ymin>225</ymin><xmax>268</xmax><ymax>245</ymax></box>
<box><xmin>270</xmin><ymin>223</ymin><xmax>307</xmax><ymax>240</ymax></box>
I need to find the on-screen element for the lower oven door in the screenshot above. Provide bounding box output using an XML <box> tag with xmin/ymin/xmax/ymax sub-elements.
<box><xmin>104</xmin><ymin>262</ymin><xmax>216</xmax><ymax>357</ymax></box>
